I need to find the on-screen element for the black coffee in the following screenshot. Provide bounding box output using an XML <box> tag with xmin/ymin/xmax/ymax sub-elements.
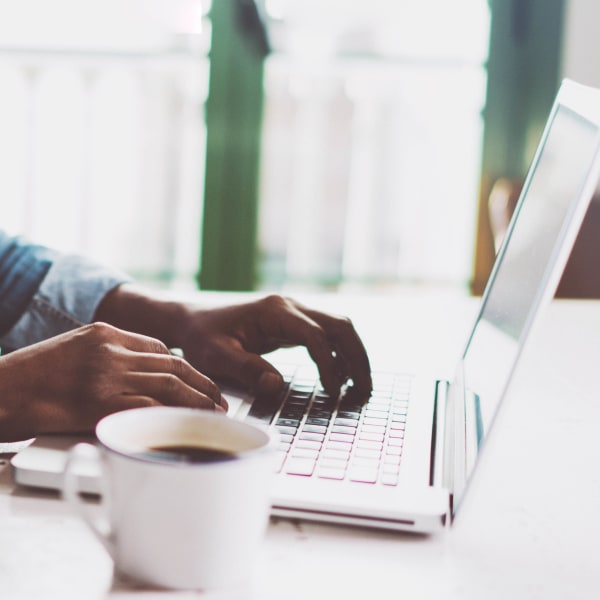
<box><xmin>137</xmin><ymin>444</ymin><xmax>237</xmax><ymax>464</ymax></box>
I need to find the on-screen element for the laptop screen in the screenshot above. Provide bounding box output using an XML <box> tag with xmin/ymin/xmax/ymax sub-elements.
<box><xmin>462</xmin><ymin>103</ymin><xmax>600</xmax><ymax>448</ymax></box>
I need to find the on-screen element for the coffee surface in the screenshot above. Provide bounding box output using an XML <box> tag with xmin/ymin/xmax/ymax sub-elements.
<box><xmin>137</xmin><ymin>444</ymin><xmax>237</xmax><ymax>464</ymax></box>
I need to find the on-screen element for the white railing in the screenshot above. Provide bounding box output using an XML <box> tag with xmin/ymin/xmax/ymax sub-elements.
<box><xmin>258</xmin><ymin>55</ymin><xmax>488</xmax><ymax>290</ymax></box>
<box><xmin>0</xmin><ymin>0</ymin><xmax>489</xmax><ymax>293</ymax></box>
<box><xmin>0</xmin><ymin>47</ymin><xmax>209</xmax><ymax>287</ymax></box>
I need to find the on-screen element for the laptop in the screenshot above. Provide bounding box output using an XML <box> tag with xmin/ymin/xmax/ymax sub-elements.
<box><xmin>11</xmin><ymin>79</ymin><xmax>600</xmax><ymax>533</ymax></box>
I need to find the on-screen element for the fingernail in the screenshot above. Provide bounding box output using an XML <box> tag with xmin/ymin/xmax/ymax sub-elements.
<box><xmin>215</xmin><ymin>404</ymin><xmax>226</xmax><ymax>413</ymax></box>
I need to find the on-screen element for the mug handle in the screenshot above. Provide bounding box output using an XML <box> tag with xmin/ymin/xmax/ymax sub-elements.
<box><xmin>63</xmin><ymin>442</ymin><xmax>115</xmax><ymax>557</ymax></box>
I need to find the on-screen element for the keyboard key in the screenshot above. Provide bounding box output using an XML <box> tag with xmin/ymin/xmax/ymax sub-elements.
<box><xmin>383</xmin><ymin>454</ymin><xmax>402</xmax><ymax>465</ymax></box>
<box><xmin>329</xmin><ymin>432</ymin><xmax>355</xmax><ymax>443</ymax></box>
<box><xmin>371</xmin><ymin>388</ymin><xmax>393</xmax><ymax>397</ymax></box>
<box><xmin>276</xmin><ymin>426</ymin><xmax>297</xmax><ymax>436</ymax></box>
<box><xmin>391</xmin><ymin>414</ymin><xmax>407</xmax><ymax>423</ymax></box>
<box><xmin>363</xmin><ymin>417</ymin><xmax>388</xmax><ymax>426</ymax></box>
<box><xmin>387</xmin><ymin>437</ymin><xmax>404</xmax><ymax>447</ymax></box>
<box><xmin>356</xmin><ymin>440</ymin><xmax>383</xmax><ymax>451</ymax></box>
<box><xmin>392</xmin><ymin>395</ymin><xmax>410</xmax><ymax>403</ymax></box>
<box><xmin>358</xmin><ymin>432</ymin><xmax>384</xmax><ymax>442</ymax></box>
<box><xmin>385</xmin><ymin>446</ymin><xmax>403</xmax><ymax>456</ymax></box>
<box><xmin>306</xmin><ymin>417</ymin><xmax>329</xmax><ymax>426</ymax></box>
<box><xmin>317</xmin><ymin>466</ymin><xmax>346</xmax><ymax>480</ymax></box>
<box><xmin>334</xmin><ymin>418</ymin><xmax>359</xmax><ymax>428</ymax></box>
<box><xmin>295</xmin><ymin>440</ymin><xmax>322</xmax><ymax>451</ymax></box>
<box><xmin>279</xmin><ymin>433</ymin><xmax>294</xmax><ymax>444</ymax></box>
<box><xmin>292</xmin><ymin>447</ymin><xmax>319</xmax><ymax>459</ymax></box>
<box><xmin>299</xmin><ymin>432</ymin><xmax>325</xmax><ymax>442</ymax></box>
<box><xmin>381</xmin><ymin>473</ymin><xmax>399</xmax><ymax>486</ymax></box>
<box><xmin>390</xmin><ymin>421</ymin><xmax>406</xmax><ymax>431</ymax></box>
<box><xmin>365</xmin><ymin>409</ymin><xmax>389</xmax><ymax>418</ymax></box>
<box><xmin>354</xmin><ymin>448</ymin><xmax>381</xmax><ymax>460</ymax></box>
<box><xmin>348</xmin><ymin>467</ymin><xmax>378</xmax><ymax>484</ymax></box>
<box><xmin>276</xmin><ymin>418</ymin><xmax>301</xmax><ymax>428</ymax></box>
<box><xmin>342</xmin><ymin>406</ymin><xmax>364</xmax><ymax>416</ymax></box>
<box><xmin>322</xmin><ymin>449</ymin><xmax>351</xmax><ymax>461</ymax></box>
<box><xmin>366</xmin><ymin>406</ymin><xmax>390</xmax><ymax>414</ymax></box>
<box><xmin>388</xmin><ymin>429</ymin><xmax>405</xmax><ymax>438</ymax></box>
<box><xmin>285</xmin><ymin>397</ymin><xmax>310</xmax><ymax>406</ymax></box>
<box><xmin>394</xmin><ymin>384</ymin><xmax>412</xmax><ymax>393</ymax></box>
<box><xmin>279</xmin><ymin>408</ymin><xmax>305</xmax><ymax>419</ymax></box>
<box><xmin>309</xmin><ymin>409</ymin><xmax>333</xmax><ymax>419</ymax></box>
<box><xmin>382</xmin><ymin>463</ymin><xmax>400</xmax><ymax>474</ymax></box>
<box><xmin>331</xmin><ymin>425</ymin><xmax>356</xmax><ymax>435</ymax></box>
<box><xmin>351</xmin><ymin>456</ymin><xmax>380</xmax><ymax>467</ymax></box>
<box><xmin>302</xmin><ymin>424</ymin><xmax>327</xmax><ymax>434</ymax></box>
<box><xmin>319</xmin><ymin>457</ymin><xmax>349</xmax><ymax>469</ymax></box>
<box><xmin>309</xmin><ymin>397</ymin><xmax>330</xmax><ymax>406</ymax></box>
<box><xmin>337</xmin><ymin>411</ymin><xmax>360</xmax><ymax>420</ymax></box>
<box><xmin>288</xmin><ymin>390</ymin><xmax>313</xmax><ymax>399</ymax></box>
<box><xmin>361</xmin><ymin>424</ymin><xmax>386</xmax><ymax>434</ymax></box>
<box><xmin>326</xmin><ymin>440</ymin><xmax>353</xmax><ymax>452</ymax></box>
<box><xmin>285</xmin><ymin>458</ymin><xmax>316</xmax><ymax>476</ymax></box>
<box><xmin>369</xmin><ymin>392</ymin><xmax>391</xmax><ymax>401</ymax></box>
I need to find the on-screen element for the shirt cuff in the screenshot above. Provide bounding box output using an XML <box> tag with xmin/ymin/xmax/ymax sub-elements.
<box><xmin>0</xmin><ymin>254</ymin><xmax>132</xmax><ymax>351</ymax></box>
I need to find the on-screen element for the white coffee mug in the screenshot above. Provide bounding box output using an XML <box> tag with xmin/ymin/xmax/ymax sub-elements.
<box><xmin>63</xmin><ymin>407</ymin><xmax>277</xmax><ymax>590</ymax></box>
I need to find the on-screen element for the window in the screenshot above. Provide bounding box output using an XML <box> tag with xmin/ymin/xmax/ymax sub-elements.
<box><xmin>0</xmin><ymin>0</ymin><xmax>210</xmax><ymax>288</ymax></box>
<box><xmin>257</xmin><ymin>0</ymin><xmax>490</xmax><ymax>291</ymax></box>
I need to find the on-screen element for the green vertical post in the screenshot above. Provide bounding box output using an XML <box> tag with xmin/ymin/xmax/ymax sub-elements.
<box><xmin>198</xmin><ymin>0</ymin><xmax>269</xmax><ymax>290</ymax></box>
<box><xmin>472</xmin><ymin>0</ymin><xmax>565</xmax><ymax>293</ymax></box>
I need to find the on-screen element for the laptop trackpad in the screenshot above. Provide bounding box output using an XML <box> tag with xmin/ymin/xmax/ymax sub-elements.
<box><xmin>11</xmin><ymin>434</ymin><xmax>98</xmax><ymax>494</ymax></box>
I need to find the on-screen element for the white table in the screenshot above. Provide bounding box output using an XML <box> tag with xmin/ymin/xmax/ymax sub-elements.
<box><xmin>1</xmin><ymin>292</ymin><xmax>599</xmax><ymax>600</ymax></box>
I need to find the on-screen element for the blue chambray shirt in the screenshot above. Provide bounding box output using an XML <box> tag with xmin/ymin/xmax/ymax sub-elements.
<box><xmin>0</xmin><ymin>231</ymin><xmax>131</xmax><ymax>352</ymax></box>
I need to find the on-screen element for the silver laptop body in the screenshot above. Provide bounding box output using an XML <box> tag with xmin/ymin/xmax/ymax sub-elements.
<box><xmin>12</xmin><ymin>79</ymin><xmax>600</xmax><ymax>534</ymax></box>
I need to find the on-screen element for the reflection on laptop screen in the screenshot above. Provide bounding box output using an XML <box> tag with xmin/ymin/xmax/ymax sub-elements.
<box><xmin>464</xmin><ymin>105</ymin><xmax>599</xmax><ymax>436</ymax></box>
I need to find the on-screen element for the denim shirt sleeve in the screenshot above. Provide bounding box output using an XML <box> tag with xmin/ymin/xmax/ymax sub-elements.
<box><xmin>0</xmin><ymin>232</ymin><xmax>131</xmax><ymax>351</ymax></box>
<box><xmin>0</xmin><ymin>231</ymin><xmax>54</xmax><ymax>337</ymax></box>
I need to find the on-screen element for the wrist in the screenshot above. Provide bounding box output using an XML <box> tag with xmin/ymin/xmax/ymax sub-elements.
<box><xmin>94</xmin><ymin>284</ymin><xmax>191</xmax><ymax>349</ymax></box>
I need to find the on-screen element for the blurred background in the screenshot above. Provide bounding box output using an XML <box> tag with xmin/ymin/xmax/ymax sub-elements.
<box><xmin>0</xmin><ymin>0</ymin><xmax>597</xmax><ymax>295</ymax></box>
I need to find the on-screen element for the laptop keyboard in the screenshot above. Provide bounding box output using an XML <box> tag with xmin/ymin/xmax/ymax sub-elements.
<box><xmin>247</xmin><ymin>367</ymin><xmax>412</xmax><ymax>486</ymax></box>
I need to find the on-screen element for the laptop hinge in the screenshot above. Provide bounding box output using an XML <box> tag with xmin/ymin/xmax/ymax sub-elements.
<box><xmin>429</xmin><ymin>379</ymin><xmax>449</xmax><ymax>488</ymax></box>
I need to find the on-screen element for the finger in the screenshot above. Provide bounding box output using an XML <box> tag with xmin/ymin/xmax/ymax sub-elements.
<box><xmin>275</xmin><ymin>310</ymin><xmax>353</xmax><ymax>395</ymax></box>
<box><xmin>119</xmin><ymin>351</ymin><xmax>228</xmax><ymax>411</ymax></box>
<box><xmin>294</xmin><ymin>305</ymin><xmax>373</xmax><ymax>396</ymax></box>
<box><xmin>125</xmin><ymin>372</ymin><xmax>227</xmax><ymax>412</ymax></box>
<box><xmin>203</xmin><ymin>341</ymin><xmax>286</xmax><ymax>397</ymax></box>
<box><xmin>266</xmin><ymin>309</ymin><xmax>344</xmax><ymax>395</ymax></box>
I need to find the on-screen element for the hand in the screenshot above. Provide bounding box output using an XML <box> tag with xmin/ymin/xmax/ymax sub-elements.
<box><xmin>96</xmin><ymin>287</ymin><xmax>373</xmax><ymax>400</ymax></box>
<box><xmin>0</xmin><ymin>322</ymin><xmax>227</xmax><ymax>442</ymax></box>
<box><xmin>177</xmin><ymin>295</ymin><xmax>373</xmax><ymax>398</ymax></box>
